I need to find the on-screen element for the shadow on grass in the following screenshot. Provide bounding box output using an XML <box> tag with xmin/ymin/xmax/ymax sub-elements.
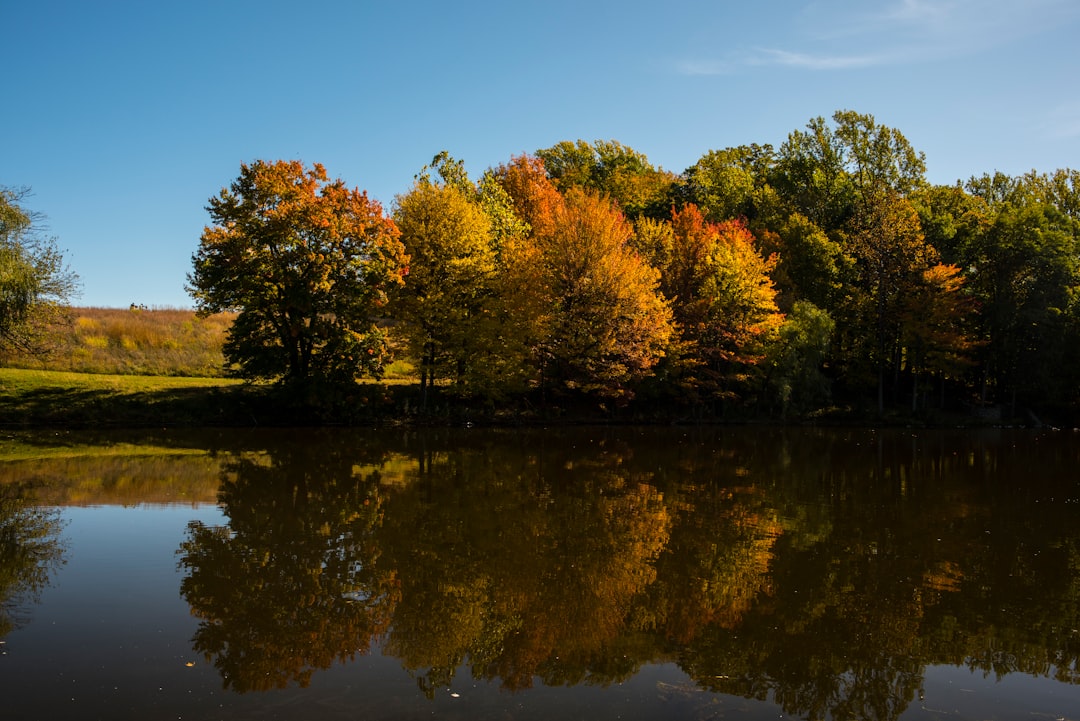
<box><xmin>0</xmin><ymin>382</ymin><xmax>419</xmax><ymax>429</ymax></box>
<box><xmin>0</xmin><ymin>374</ymin><xmax>676</xmax><ymax>430</ymax></box>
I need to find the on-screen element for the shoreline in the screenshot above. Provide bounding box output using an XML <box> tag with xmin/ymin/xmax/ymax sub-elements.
<box><xmin>1</xmin><ymin>368</ymin><xmax>1064</xmax><ymax>432</ymax></box>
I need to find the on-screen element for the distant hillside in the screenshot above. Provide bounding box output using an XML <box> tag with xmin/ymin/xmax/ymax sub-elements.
<box><xmin>0</xmin><ymin>307</ymin><xmax>235</xmax><ymax>377</ymax></box>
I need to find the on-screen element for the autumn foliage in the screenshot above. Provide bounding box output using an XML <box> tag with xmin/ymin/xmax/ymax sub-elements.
<box><xmin>175</xmin><ymin>111</ymin><xmax>1080</xmax><ymax>421</ymax></box>
<box><xmin>189</xmin><ymin>160</ymin><xmax>407</xmax><ymax>386</ymax></box>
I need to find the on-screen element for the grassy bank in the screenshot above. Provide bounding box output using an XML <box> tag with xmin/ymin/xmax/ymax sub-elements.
<box><xmin>0</xmin><ymin>368</ymin><xmax>248</xmax><ymax>428</ymax></box>
<box><xmin>0</xmin><ymin>368</ymin><xmax>425</xmax><ymax>428</ymax></box>
<box><xmin>0</xmin><ymin>366</ymin><xmax>691</xmax><ymax>429</ymax></box>
<box><xmin>0</xmin><ymin>306</ymin><xmax>425</xmax><ymax>428</ymax></box>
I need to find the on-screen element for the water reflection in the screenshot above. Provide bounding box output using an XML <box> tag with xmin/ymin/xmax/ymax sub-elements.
<box><xmin>177</xmin><ymin>437</ymin><xmax>397</xmax><ymax>692</ymax></box>
<box><xmin>173</xmin><ymin>426</ymin><xmax>1080</xmax><ymax>719</ymax></box>
<box><xmin>0</xmin><ymin>482</ymin><xmax>67</xmax><ymax>637</ymax></box>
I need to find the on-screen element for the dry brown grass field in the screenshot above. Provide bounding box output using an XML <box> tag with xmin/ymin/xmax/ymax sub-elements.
<box><xmin>0</xmin><ymin>306</ymin><xmax>235</xmax><ymax>377</ymax></box>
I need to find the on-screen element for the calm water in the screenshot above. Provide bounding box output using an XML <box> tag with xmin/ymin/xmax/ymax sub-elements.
<box><xmin>1</xmin><ymin>426</ymin><xmax>1078</xmax><ymax>721</ymax></box>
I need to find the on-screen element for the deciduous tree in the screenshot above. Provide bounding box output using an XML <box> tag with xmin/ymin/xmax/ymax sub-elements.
<box><xmin>900</xmin><ymin>263</ymin><xmax>980</xmax><ymax>410</ymax></box>
<box><xmin>494</xmin><ymin>154</ymin><xmax>562</xmax><ymax>239</ymax></box>
<box><xmin>506</xmin><ymin>179</ymin><xmax>673</xmax><ymax>399</ymax></box>
<box><xmin>841</xmin><ymin>190</ymin><xmax>936</xmax><ymax>412</ymax></box>
<box><xmin>963</xmin><ymin>202</ymin><xmax>1080</xmax><ymax>412</ymax></box>
<box><xmin>698</xmin><ymin>219</ymin><xmax>785</xmax><ymax>399</ymax></box>
<box><xmin>774</xmin><ymin>110</ymin><xmax>926</xmax><ymax>233</ymax></box>
<box><xmin>188</xmin><ymin>160</ymin><xmax>407</xmax><ymax>387</ymax></box>
<box><xmin>681</xmin><ymin>144</ymin><xmax>775</xmax><ymax>222</ymax></box>
<box><xmin>655</xmin><ymin>205</ymin><xmax>784</xmax><ymax>403</ymax></box>
<box><xmin>537</xmin><ymin>140</ymin><xmax>675</xmax><ymax>220</ymax></box>
<box><xmin>773</xmin><ymin>115</ymin><xmax>855</xmax><ymax>230</ymax></box>
<box><xmin>0</xmin><ymin>187</ymin><xmax>79</xmax><ymax>357</ymax></box>
<box><xmin>756</xmin><ymin>212</ymin><xmax>848</xmax><ymax>312</ymax></box>
<box><xmin>764</xmin><ymin>300</ymin><xmax>836</xmax><ymax>416</ymax></box>
<box><xmin>911</xmin><ymin>182</ymin><xmax>990</xmax><ymax>267</ymax></box>
<box><xmin>392</xmin><ymin>179</ymin><xmax>497</xmax><ymax>397</ymax></box>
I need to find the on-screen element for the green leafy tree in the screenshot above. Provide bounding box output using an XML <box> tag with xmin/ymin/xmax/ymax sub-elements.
<box><xmin>971</xmin><ymin>167</ymin><xmax>1080</xmax><ymax>221</ymax></box>
<box><xmin>842</xmin><ymin>190</ymin><xmax>937</xmax><ymax>412</ymax></box>
<box><xmin>965</xmin><ymin>170</ymin><xmax>1036</xmax><ymax>207</ymax></box>
<box><xmin>188</xmin><ymin>160</ymin><xmax>407</xmax><ymax>387</ymax></box>
<box><xmin>1044</xmin><ymin>168</ymin><xmax>1080</xmax><ymax>219</ymax></box>
<box><xmin>0</xmin><ymin>187</ymin><xmax>79</xmax><ymax>356</ymax></box>
<box><xmin>757</xmin><ymin>212</ymin><xmax>848</xmax><ymax>312</ymax></box>
<box><xmin>911</xmin><ymin>182</ymin><xmax>990</xmax><ymax>267</ymax></box>
<box><xmin>763</xmin><ymin>300</ymin><xmax>836</xmax><ymax>416</ymax></box>
<box><xmin>963</xmin><ymin>202</ymin><xmax>1080</xmax><ymax>413</ymax></box>
<box><xmin>537</xmin><ymin>139</ymin><xmax>653</xmax><ymax>193</ymax></box>
<box><xmin>773</xmin><ymin>115</ymin><xmax>856</xmax><ymax>230</ymax></box>
<box><xmin>831</xmin><ymin>109</ymin><xmax>926</xmax><ymax>197</ymax></box>
<box><xmin>681</xmin><ymin>144</ymin><xmax>775</xmax><ymax>222</ymax></box>
<box><xmin>774</xmin><ymin>110</ymin><xmax>926</xmax><ymax>233</ymax></box>
<box><xmin>536</xmin><ymin>140</ymin><xmax>676</xmax><ymax>220</ymax></box>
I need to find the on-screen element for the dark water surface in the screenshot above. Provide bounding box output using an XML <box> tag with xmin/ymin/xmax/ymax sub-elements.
<box><xmin>1</xmin><ymin>426</ymin><xmax>1078</xmax><ymax>720</ymax></box>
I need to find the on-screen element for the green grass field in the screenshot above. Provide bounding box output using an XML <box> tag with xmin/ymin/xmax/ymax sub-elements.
<box><xmin>0</xmin><ymin>366</ymin><xmax>426</xmax><ymax>428</ymax></box>
<box><xmin>0</xmin><ymin>368</ymin><xmax>241</xmax><ymax>394</ymax></box>
<box><xmin>0</xmin><ymin>367</ymin><xmax>252</xmax><ymax>428</ymax></box>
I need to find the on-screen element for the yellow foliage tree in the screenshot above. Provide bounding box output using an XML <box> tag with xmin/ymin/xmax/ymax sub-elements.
<box><xmin>393</xmin><ymin>180</ymin><xmax>497</xmax><ymax>398</ymax></box>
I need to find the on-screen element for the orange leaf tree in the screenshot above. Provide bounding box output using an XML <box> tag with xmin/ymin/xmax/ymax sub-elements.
<box><xmin>535</xmin><ymin>188</ymin><xmax>673</xmax><ymax>398</ymax></box>
<box><xmin>900</xmin><ymin>263</ymin><xmax>980</xmax><ymax>410</ymax></box>
<box><xmin>648</xmin><ymin>204</ymin><xmax>784</xmax><ymax>403</ymax></box>
<box><xmin>188</xmin><ymin>160</ymin><xmax>407</xmax><ymax>386</ymax></box>
<box><xmin>495</xmin><ymin>156</ymin><xmax>673</xmax><ymax>398</ymax></box>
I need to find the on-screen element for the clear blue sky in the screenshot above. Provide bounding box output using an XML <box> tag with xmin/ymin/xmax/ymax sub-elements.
<box><xmin>4</xmin><ymin>0</ymin><xmax>1079</xmax><ymax>308</ymax></box>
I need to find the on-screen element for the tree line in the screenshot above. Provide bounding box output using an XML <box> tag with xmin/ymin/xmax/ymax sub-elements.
<box><xmin>188</xmin><ymin>111</ymin><xmax>1080</xmax><ymax>421</ymax></box>
<box><xmin>11</xmin><ymin>108</ymin><xmax>1077</xmax><ymax>421</ymax></box>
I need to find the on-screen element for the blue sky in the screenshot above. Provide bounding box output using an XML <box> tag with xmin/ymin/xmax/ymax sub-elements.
<box><xmin>4</xmin><ymin>0</ymin><xmax>1079</xmax><ymax>308</ymax></box>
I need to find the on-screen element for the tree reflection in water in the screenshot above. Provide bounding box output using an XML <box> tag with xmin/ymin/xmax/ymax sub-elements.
<box><xmin>177</xmin><ymin>427</ymin><xmax>1080</xmax><ymax>720</ymax></box>
<box><xmin>177</xmin><ymin>435</ymin><xmax>400</xmax><ymax>692</ymax></box>
<box><xmin>0</xmin><ymin>483</ymin><xmax>67</xmax><ymax>638</ymax></box>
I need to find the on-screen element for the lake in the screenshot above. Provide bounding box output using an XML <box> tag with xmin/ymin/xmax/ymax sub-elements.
<box><xmin>1</xmin><ymin>425</ymin><xmax>1078</xmax><ymax>720</ymax></box>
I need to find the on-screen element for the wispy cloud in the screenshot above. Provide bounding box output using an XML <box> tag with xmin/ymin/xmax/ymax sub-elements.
<box><xmin>677</xmin><ymin>0</ymin><xmax>1079</xmax><ymax>75</ymax></box>
<box><xmin>676</xmin><ymin>47</ymin><xmax>888</xmax><ymax>76</ymax></box>
<box><xmin>751</xmin><ymin>49</ymin><xmax>885</xmax><ymax>71</ymax></box>
<box><xmin>678</xmin><ymin>47</ymin><xmax>896</xmax><ymax>76</ymax></box>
